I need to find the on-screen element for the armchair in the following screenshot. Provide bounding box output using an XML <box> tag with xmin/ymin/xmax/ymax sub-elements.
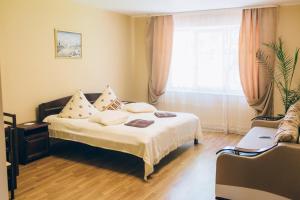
<box><xmin>215</xmin><ymin>118</ymin><xmax>300</xmax><ymax>200</ymax></box>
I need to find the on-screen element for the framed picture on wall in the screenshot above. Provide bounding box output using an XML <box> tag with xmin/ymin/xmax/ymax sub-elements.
<box><xmin>54</xmin><ymin>29</ymin><xmax>82</xmax><ymax>58</ymax></box>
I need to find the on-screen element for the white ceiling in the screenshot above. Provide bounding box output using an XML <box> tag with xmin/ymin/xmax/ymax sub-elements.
<box><xmin>75</xmin><ymin>0</ymin><xmax>300</xmax><ymax>15</ymax></box>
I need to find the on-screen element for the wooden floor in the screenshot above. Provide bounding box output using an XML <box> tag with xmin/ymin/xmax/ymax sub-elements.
<box><xmin>15</xmin><ymin>132</ymin><xmax>242</xmax><ymax>200</ymax></box>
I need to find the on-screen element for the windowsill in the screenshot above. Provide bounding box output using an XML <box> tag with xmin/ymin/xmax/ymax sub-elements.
<box><xmin>166</xmin><ymin>88</ymin><xmax>244</xmax><ymax>97</ymax></box>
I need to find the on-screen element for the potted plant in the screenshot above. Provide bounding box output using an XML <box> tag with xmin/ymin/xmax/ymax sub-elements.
<box><xmin>256</xmin><ymin>37</ymin><xmax>300</xmax><ymax>113</ymax></box>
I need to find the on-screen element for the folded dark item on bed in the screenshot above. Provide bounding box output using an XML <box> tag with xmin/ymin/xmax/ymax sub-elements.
<box><xmin>125</xmin><ymin>119</ymin><xmax>154</xmax><ymax>128</ymax></box>
<box><xmin>154</xmin><ymin>112</ymin><xmax>177</xmax><ymax>118</ymax></box>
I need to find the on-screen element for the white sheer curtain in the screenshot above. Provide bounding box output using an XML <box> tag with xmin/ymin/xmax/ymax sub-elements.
<box><xmin>157</xmin><ymin>9</ymin><xmax>255</xmax><ymax>134</ymax></box>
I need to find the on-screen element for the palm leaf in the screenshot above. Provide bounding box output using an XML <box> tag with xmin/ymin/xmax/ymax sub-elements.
<box><xmin>256</xmin><ymin>49</ymin><xmax>274</xmax><ymax>79</ymax></box>
<box><xmin>257</xmin><ymin>37</ymin><xmax>300</xmax><ymax>113</ymax></box>
<box><xmin>290</xmin><ymin>48</ymin><xmax>299</xmax><ymax>87</ymax></box>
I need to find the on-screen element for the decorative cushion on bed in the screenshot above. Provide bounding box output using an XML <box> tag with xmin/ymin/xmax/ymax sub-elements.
<box><xmin>58</xmin><ymin>90</ymin><xmax>98</xmax><ymax>119</ymax></box>
<box><xmin>89</xmin><ymin>110</ymin><xmax>129</xmax><ymax>126</ymax></box>
<box><xmin>94</xmin><ymin>85</ymin><xmax>123</xmax><ymax>111</ymax></box>
<box><xmin>275</xmin><ymin>100</ymin><xmax>300</xmax><ymax>143</ymax></box>
<box><xmin>123</xmin><ymin>102</ymin><xmax>157</xmax><ymax>113</ymax></box>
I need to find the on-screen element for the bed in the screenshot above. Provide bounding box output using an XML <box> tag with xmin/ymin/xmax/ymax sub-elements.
<box><xmin>38</xmin><ymin>93</ymin><xmax>202</xmax><ymax>180</ymax></box>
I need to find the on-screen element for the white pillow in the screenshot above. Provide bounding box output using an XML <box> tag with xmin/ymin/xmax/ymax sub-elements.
<box><xmin>123</xmin><ymin>102</ymin><xmax>157</xmax><ymax>113</ymax></box>
<box><xmin>58</xmin><ymin>90</ymin><xmax>98</xmax><ymax>119</ymax></box>
<box><xmin>94</xmin><ymin>85</ymin><xmax>123</xmax><ymax>111</ymax></box>
<box><xmin>89</xmin><ymin>110</ymin><xmax>129</xmax><ymax>126</ymax></box>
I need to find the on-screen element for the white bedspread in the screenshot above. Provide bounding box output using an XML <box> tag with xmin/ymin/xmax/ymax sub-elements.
<box><xmin>45</xmin><ymin>111</ymin><xmax>202</xmax><ymax>180</ymax></box>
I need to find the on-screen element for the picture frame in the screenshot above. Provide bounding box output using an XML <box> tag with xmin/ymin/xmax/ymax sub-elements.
<box><xmin>54</xmin><ymin>29</ymin><xmax>82</xmax><ymax>58</ymax></box>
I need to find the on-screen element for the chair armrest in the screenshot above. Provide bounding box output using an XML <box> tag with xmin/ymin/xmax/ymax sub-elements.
<box><xmin>251</xmin><ymin>119</ymin><xmax>281</xmax><ymax>128</ymax></box>
<box><xmin>216</xmin><ymin>145</ymin><xmax>277</xmax><ymax>156</ymax></box>
<box><xmin>278</xmin><ymin>142</ymin><xmax>300</xmax><ymax>149</ymax></box>
<box><xmin>216</xmin><ymin>143</ymin><xmax>300</xmax><ymax>199</ymax></box>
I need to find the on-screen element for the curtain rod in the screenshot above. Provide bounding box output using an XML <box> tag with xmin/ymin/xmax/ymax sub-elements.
<box><xmin>132</xmin><ymin>4</ymin><xmax>279</xmax><ymax>18</ymax></box>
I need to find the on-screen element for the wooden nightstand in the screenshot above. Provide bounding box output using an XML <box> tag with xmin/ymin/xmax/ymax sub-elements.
<box><xmin>17</xmin><ymin>122</ymin><xmax>49</xmax><ymax>164</ymax></box>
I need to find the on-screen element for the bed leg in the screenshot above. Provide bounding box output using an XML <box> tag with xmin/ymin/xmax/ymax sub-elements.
<box><xmin>215</xmin><ymin>197</ymin><xmax>230</xmax><ymax>200</ymax></box>
<box><xmin>194</xmin><ymin>139</ymin><xmax>198</xmax><ymax>145</ymax></box>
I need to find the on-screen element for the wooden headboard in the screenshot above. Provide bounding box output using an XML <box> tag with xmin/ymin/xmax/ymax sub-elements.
<box><xmin>38</xmin><ymin>93</ymin><xmax>101</xmax><ymax>122</ymax></box>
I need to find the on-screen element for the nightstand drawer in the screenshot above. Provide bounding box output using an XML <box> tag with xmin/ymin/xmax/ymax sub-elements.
<box><xmin>17</xmin><ymin>122</ymin><xmax>49</xmax><ymax>164</ymax></box>
<box><xmin>24</xmin><ymin>127</ymin><xmax>48</xmax><ymax>137</ymax></box>
<box><xmin>25</xmin><ymin>132</ymin><xmax>49</xmax><ymax>161</ymax></box>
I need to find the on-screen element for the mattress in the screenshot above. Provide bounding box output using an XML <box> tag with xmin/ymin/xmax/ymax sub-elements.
<box><xmin>44</xmin><ymin>111</ymin><xmax>202</xmax><ymax>180</ymax></box>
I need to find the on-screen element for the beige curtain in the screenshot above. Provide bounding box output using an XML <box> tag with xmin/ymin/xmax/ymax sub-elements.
<box><xmin>239</xmin><ymin>7</ymin><xmax>277</xmax><ymax>116</ymax></box>
<box><xmin>148</xmin><ymin>15</ymin><xmax>174</xmax><ymax>104</ymax></box>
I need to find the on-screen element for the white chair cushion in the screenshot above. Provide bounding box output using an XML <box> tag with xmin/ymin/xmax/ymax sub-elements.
<box><xmin>237</xmin><ymin>127</ymin><xmax>277</xmax><ymax>150</ymax></box>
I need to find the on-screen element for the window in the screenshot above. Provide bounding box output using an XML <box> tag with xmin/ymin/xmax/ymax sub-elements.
<box><xmin>158</xmin><ymin>10</ymin><xmax>254</xmax><ymax>134</ymax></box>
<box><xmin>167</xmin><ymin>11</ymin><xmax>242</xmax><ymax>95</ymax></box>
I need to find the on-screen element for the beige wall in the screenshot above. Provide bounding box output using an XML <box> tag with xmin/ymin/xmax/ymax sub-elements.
<box><xmin>1</xmin><ymin>2</ymin><xmax>299</xmax><ymax>123</ymax></box>
<box><xmin>132</xmin><ymin>17</ymin><xmax>149</xmax><ymax>102</ymax></box>
<box><xmin>0</xmin><ymin>0</ymin><xmax>133</xmax><ymax>123</ymax></box>
<box><xmin>132</xmin><ymin>5</ymin><xmax>300</xmax><ymax>114</ymax></box>
<box><xmin>275</xmin><ymin>5</ymin><xmax>300</xmax><ymax>114</ymax></box>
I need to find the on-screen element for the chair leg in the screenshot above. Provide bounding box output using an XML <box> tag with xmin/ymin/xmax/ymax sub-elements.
<box><xmin>215</xmin><ymin>197</ymin><xmax>229</xmax><ymax>200</ymax></box>
<box><xmin>10</xmin><ymin>166</ymin><xmax>15</xmax><ymax>199</ymax></box>
<box><xmin>11</xmin><ymin>189</ymin><xmax>14</xmax><ymax>200</ymax></box>
<box><xmin>194</xmin><ymin>139</ymin><xmax>199</xmax><ymax>145</ymax></box>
